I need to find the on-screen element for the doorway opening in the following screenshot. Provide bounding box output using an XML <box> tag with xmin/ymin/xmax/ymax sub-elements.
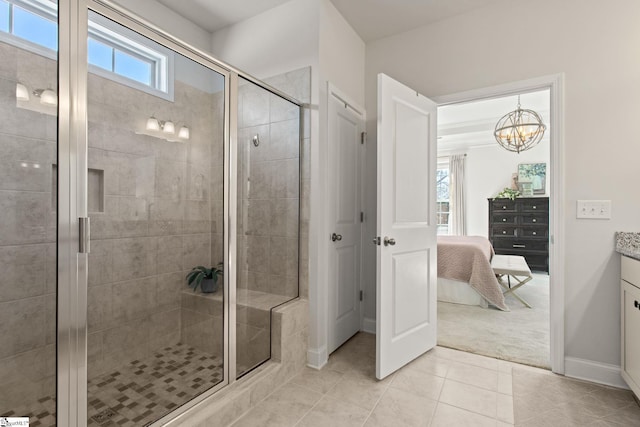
<box><xmin>435</xmin><ymin>88</ymin><xmax>554</xmax><ymax>369</ymax></box>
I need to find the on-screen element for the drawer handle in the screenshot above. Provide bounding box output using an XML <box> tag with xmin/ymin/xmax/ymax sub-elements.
<box><xmin>502</xmin><ymin>230</ymin><xmax>507</xmax><ymax>234</ymax></box>
<box><xmin>532</xmin><ymin>232</ymin><xmax>537</xmax><ymax>236</ymax></box>
<box><xmin>532</xmin><ymin>219</ymin><xmax>537</xmax><ymax>223</ymax></box>
<box><xmin>503</xmin><ymin>206</ymin><xmax>506</xmax><ymax>209</ymax></box>
<box><xmin>513</xmin><ymin>244</ymin><xmax>526</xmax><ymax>248</ymax></box>
<box><xmin>533</xmin><ymin>206</ymin><xmax>537</xmax><ymax>209</ymax></box>
<box><xmin>502</xmin><ymin>218</ymin><xmax>507</xmax><ymax>222</ymax></box>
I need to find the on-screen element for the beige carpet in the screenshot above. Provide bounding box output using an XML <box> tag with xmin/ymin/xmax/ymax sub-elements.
<box><xmin>437</xmin><ymin>274</ymin><xmax>550</xmax><ymax>369</ymax></box>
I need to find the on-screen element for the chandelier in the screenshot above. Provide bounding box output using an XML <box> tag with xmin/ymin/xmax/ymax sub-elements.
<box><xmin>494</xmin><ymin>96</ymin><xmax>546</xmax><ymax>153</ymax></box>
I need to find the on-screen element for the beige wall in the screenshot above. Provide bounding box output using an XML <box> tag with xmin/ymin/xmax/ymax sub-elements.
<box><xmin>365</xmin><ymin>0</ymin><xmax>640</xmax><ymax>369</ymax></box>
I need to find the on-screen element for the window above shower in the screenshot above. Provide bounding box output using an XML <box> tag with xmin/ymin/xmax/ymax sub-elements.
<box><xmin>0</xmin><ymin>0</ymin><xmax>174</xmax><ymax>100</ymax></box>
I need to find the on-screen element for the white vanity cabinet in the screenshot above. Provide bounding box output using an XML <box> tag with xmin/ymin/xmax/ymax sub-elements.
<box><xmin>621</xmin><ymin>255</ymin><xmax>640</xmax><ymax>397</ymax></box>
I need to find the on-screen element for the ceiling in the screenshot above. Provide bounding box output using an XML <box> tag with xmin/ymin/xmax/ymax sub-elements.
<box><xmin>156</xmin><ymin>0</ymin><xmax>292</xmax><ymax>33</ymax></box>
<box><xmin>157</xmin><ymin>0</ymin><xmax>503</xmax><ymax>41</ymax></box>
<box><xmin>437</xmin><ymin>90</ymin><xmax>551</xmax><ymax>153</ymax></box>
<box><xmin>330</xmin><ymin>0</ymin><xmax>503</xmax><ymax>42</ymax></box>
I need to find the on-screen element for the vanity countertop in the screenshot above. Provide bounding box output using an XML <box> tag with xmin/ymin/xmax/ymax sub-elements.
<box><xmin>615</xmin><ymin>232</ymin><xmax>640</xmax><ymax>260</ymax></box>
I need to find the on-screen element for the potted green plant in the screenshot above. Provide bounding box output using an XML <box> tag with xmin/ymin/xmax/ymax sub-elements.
<box><xmin>493</xmin><ymin>187</ymin><xmax>520</xmax><ymax>201</ymax></box>
<box><xmin>186</xmin><ymin>262</ymin><xmax>223</xmax><ymax>293</ymax></box>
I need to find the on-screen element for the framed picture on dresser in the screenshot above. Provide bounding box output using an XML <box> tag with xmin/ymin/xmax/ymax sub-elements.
<box><xmin>518</xmin><ymin>163</ymin><xmax>546</xmax><ymax>195</ymax></box>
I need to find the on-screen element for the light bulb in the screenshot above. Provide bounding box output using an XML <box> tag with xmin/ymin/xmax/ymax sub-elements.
<box><xmin>178</xmin><ymin>126</ymin><xmax>190</xmax><ymax>140</ymax></box>
<box><xmin>146</xmin><ymin>116</ymin><xmax>160</xmax><ymax>131</ymax></box>
<box><xmin>162</xmin><ymin>120</ymin><xmax>175</xmax><ymax>134</ymax></box>
<box><xmin>40</xmin><ymin>88</ymin><xmax>57</xmax><ymax>106</ymax></box>
<box><xmin>16</xmin><ymin>83</ymin><xmax>29</xmax><ymax>101</ymax></box>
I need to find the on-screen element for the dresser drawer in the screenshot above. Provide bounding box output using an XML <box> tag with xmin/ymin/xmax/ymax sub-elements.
<box><xmin>493</xmin><ymin>239</ymin><xmax>548</xmax><ymax>252</ymax></box>
<box><xmin>520</xmin><ymin>213</ymin><xmax>548</xmax><ymax>225</ymax></box>
<box><xmin>492</xmin><ymin>200</ymin><xmax>516</xmax><ymax>212</ymax></box>
<box><xmin>493</xmin><ymin>214</ymin><xmax>517</xmax><ymax>224</ymax></box>
<box><xmin>520</xmin><ymin>199</ymin><xmax>549</xmax><ymax>212</ymax></box>
<box><xmin>519</xmin><ymin>227</ymin><xmax>548</xmax><ymax>238</ymax></box>
<box><xmin>492</xmin><ymin>226</ymin><xmax>517</xmax><ymax>237</ymax></box>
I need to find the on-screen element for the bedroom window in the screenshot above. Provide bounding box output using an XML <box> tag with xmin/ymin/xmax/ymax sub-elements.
<box><xmin>437</xmin><ymin>165</ymin><xmax>450</xmax><ymax>235</ymax></box>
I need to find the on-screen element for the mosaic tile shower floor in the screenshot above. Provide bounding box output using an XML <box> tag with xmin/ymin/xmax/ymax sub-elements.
<box><xmin>5</xmin><ymin>344</ymin><xmax>223</xmax><ymax>427</ymax></box>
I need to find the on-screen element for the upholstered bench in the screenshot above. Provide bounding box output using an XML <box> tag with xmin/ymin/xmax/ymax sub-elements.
<box><xmin>491</xmin><ymin>254</ymin><xmax>533</xmax><ymax>308</ymax></box>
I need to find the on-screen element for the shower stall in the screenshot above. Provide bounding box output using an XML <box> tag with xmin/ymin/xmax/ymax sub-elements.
<box><xmin>0</xmin><ymin>0</ymin><xmax>301</xmax><ymax>426</ymax></box>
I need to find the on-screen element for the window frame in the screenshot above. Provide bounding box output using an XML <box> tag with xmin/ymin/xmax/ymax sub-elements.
<box><xmin>0</xmin><ymin>0</ymin><xmax>174</xmax><ymax>101</ymax></box>
<box><xmin>436</xmin><ymin>158</ymin><xmax>451</xmax><ymax>236</ymax></box>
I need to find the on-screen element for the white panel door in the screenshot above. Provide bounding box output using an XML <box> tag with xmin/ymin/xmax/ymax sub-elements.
<box><xmin>328</xmin><ymin>88</ymin><xmax>364</xmax><ymax>354</ymax></box>
<box><xmin>376</xmin><ymin>74</ymin><xmax>437</xmax><ymax>379</ymax></box>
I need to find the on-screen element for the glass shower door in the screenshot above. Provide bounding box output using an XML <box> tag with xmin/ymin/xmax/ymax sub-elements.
<box><xmin>84</xmin><ymin>10</ymin><xmax>227</xmax><ymax>426</ymax></box>
<box><xmin>0</xmin><ymin>0</ymin><xmax>58</xmax><ymax>425</ymax></box>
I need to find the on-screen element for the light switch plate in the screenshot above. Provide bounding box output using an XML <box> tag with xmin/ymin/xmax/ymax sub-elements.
<box><xmin>576</xmin><ymin>200</ymin><xmax>611</xmax><ymax>219</ymax></box>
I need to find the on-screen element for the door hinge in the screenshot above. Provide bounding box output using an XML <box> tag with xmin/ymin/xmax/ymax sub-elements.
<box><xmin>360</xmin><ymin>211</ymin><xmax>364</xmax><ymax>223</ymax></box>
<box><xmin>361</xmin><ymin>131</ymin><xmax>366</xmax><ymax>145</ymax></box>
<box><xmin>359</xmin><ymin>290</ymin><xmax>363</xmax><ymax>301</ymax></box>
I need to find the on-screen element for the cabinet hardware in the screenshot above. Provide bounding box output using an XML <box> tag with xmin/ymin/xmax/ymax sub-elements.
<box><xmin>513</xmin><ymin>244</ymin><xmax>526</xmax><ymax>248</ymax></box>
<box><xmin>331</xmin><ymin>233</ymin><xmax>342</xmax><ymax>242</ymax></box>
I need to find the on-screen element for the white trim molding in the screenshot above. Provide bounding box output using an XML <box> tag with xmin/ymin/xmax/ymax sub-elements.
<box><xmin>565</xmin><ymin>357</ymin><xmax>628</xmax><ymax>389</ymax></box>
<box><xmin>433</xmin><ymin>73</ymin><xmax>566</xmax><ymax>375</ymax></box>
<box><xmin>361</xmin><ymin>317</ymin><xmax>376</xmax><ymax>334</ymax></box>
<box><xmin>307</xmin><ymin>346</ymin><xmax>328</xmax><ymax>370</ymax></box>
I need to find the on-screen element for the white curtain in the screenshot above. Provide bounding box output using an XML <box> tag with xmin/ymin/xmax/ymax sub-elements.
<box><xmin>449</xmin><ymin>154</ymin><xmax>466</xmax><ymax>235</ymax></box>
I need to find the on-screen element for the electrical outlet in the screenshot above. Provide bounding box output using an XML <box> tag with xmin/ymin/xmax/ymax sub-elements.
<box><xmin>576</xmin><ymin>200</ymin><xmax>611</xmax><ymax>219</ymax></box>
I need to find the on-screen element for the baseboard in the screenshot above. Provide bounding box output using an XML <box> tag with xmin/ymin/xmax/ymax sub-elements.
<box><xmin>307</xmin><ymin>346</ymin><xmax>328</xmax><ymax>370</ymax></box>
<box><xmin>564</xmin><ymin>356</ymin><xmax>629</xmax><ymax>389</ymax></box>
<box><xmin>361</xmin><ymin>317</ymin><xmax>376</xmax><ymax>334</ymax></box>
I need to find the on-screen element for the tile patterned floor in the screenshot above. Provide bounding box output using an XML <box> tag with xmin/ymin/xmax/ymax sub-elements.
<box><xmin>4</xmin><ymin>344</ymin><xmax>223</xmax><ymax>427</ymax></box>
<box><xmin>230</xmin><ymin>333</ymin><xmax>640</xmax><ymax>427</ymax></box>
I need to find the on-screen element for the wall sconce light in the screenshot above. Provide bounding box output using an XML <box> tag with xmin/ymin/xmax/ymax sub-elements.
<box><xmin>142</xmin><ymin>116</ymin><xmax>189</xmax><ymax>142</ymax></box>
<box><xmin>33</xmin><ymin>88</ymin><xmax>58</xmax><ymax>106</ymax></box>
<box><xmin>162</xmin><ymin>120</ymin><xmax>175</xmax><ymax>134</ymax></box>
<box><xmin>16</xmin><ymin>83</ymin><xmax>30</xmax><ymax>101</ymax></box>
<box><xmin>146</xmin><ymin>116</ymin><xmax>161</xmax><ymax>131</ymax></box>
<box><xmin>178</xmin><ymin>126</ymin><xmax>190</xmax><ymax>140</ymax></box>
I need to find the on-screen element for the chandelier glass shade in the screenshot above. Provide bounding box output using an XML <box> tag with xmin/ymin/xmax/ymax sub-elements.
<box><xmin>494</xmin><ymin>97</ymin><xmax>546</xmax><ymax>153</ymax></box>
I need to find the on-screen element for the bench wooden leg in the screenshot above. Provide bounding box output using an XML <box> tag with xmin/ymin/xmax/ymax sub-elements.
<box><xmin>497</xmin><ymin>274</ymin><xmax>533</xmax><ymax>308</ymax></box>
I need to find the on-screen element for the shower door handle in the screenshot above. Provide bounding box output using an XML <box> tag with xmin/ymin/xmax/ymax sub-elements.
<box><xmin>79</xmin><ymin>217</ymin><xmax>90</xmax><ymax>254</ymax></box>
<box><xmin>331</xmin><ymin>233</ymin><xmax>342</xmax><ymax>242</ymax></box>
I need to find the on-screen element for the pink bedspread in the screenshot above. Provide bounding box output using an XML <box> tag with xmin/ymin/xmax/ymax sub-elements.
<box><xmin>437</xmin><ymin>236</ymin><xmax>508</xmax><ymax>311</ymax></box>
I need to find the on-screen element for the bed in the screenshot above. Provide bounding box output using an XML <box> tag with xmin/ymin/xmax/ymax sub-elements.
<box><xmin>437</xmin><ymin>235</ymin><xmax>508</xmax><ymax>311</ymax></box>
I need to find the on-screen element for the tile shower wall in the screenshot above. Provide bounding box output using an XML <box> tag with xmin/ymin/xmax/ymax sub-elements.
<box><xmin>262</xmin><ymin>68</ymin><xmax>311</xmax><ymax>301</ymax></box>
<box><xmin>237</xmin><ymin>68</ymin><xmax>310</xmax><ymax>298</ymax></box>
<box><xmin>0</xmin><ymin>42</ymin><xmax>57</xmax><ymax>414</ymax></box>
<box><xmin>86</xmin><ymin>69</ymin><xmax>224</xmax><ymax>378</ymax></box>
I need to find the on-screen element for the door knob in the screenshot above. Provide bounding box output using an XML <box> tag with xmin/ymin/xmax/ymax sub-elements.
<box><xmin>383</xmin><ymin>236</ymin><xmax>396</xmax><ymax>246</ymax></box>
<box><xmin>331</xmin><ymin>233</ymin><xmax>342</xmax><ymax>242</ymax></box>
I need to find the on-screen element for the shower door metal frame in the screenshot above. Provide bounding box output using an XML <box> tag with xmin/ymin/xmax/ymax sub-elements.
<box><xmin>57</xmin><ymin>0</ymin><xmax>302</xmax><ymax>425</ymax></box>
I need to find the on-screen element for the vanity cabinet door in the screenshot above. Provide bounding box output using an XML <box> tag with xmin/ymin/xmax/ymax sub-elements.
<box><xmin>622</xmin><ymin>279</ymin><xmax>640</xmax><ymax>394</ymax></box>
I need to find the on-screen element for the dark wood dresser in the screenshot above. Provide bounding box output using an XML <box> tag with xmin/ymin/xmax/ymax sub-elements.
<box><xmin>488</xmin><ymin>197</ymin><xmax>549</xmax><ymax>273</ymax></box>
